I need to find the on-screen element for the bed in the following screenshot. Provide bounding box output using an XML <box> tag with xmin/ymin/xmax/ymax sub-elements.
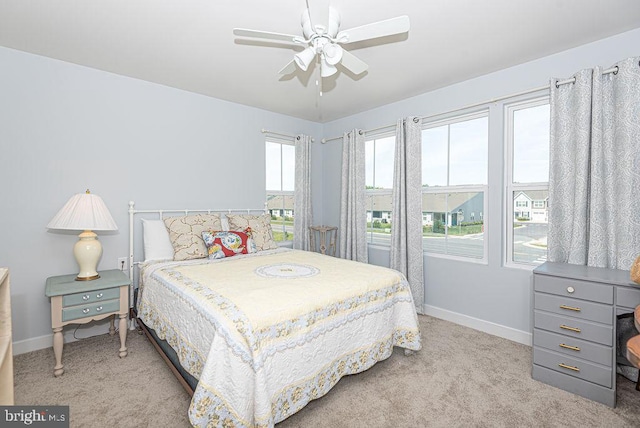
<box><xmin>128</xmin><ymin>202</ymin><xmax>422</xmax><ymax>427</ymax></box>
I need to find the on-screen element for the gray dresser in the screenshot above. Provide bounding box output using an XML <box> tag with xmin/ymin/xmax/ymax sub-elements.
<box><xmin>532</xmin><ymin>261</ymin><xmax>640</xmax><ymax>407</ymax></box>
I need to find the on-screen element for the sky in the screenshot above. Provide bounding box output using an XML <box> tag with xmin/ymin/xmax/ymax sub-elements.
<box><xmin>267</xmin><ymin>103</ymin><xmax>550</xmax><ymax>192</ymax></box>
<box><xmin>366</xmin><ymin>105</ymin><xmax>550</xmax><ymax>189</ymax></box>
<box><xmin>266</xmin><ymin>141</ymin><xmax>295</xmax><ymax>191</ymax></box>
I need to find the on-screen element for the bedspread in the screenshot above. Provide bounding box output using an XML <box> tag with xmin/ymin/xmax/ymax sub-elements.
<box><xmin>137</xmin><ymin>248</ymin><xmax>421</xmax><ymax>427</ymax></box>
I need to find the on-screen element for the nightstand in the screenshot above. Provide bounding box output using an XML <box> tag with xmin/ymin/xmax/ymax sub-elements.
<box><xmin>45</xmin><ymin>269</ymin><xmax>130</xmax><ymax>377</ymax></box>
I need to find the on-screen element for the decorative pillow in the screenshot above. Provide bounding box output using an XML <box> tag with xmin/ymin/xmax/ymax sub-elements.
<box><xmin>163</xmin><ymin>214</ymin><xmax>222</xmax><ymax>261</ymax></box>
<box><xmin>141</xmin><ymin>218</ymin><xmax>174</xmax><ymax>261</ymax></box>
<box><xmin>202</xmin><ymin>229</ymin><xmax>253</xmax><ymax>260</ymax></box>
<box><xmin>227</xmin><ymin>214</ymin><xmax>278</xmax><ymax>251</ymax></box>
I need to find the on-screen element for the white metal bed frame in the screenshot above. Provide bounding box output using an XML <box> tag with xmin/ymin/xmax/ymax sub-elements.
<box><xmin>127</xmin><ymin>200</ymin><xmax>268</xmax><ymax>324</ymax></box>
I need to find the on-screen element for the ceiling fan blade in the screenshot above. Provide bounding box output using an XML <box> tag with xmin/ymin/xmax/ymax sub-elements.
<box><xmin>337</xmin><ymin>15</ymin><xmax>410</xmax><ymax>44</ymax></box>
<box><xmin>233</xmin><ymin>28</ymin><xmax>304</xmax><ymax>44</ymax></box>
<box><xmin>340</xmin><ymin>50</ymin><xmax>368</xmax><ymax>75</ymax></box>
<box><xmin>278</xmin><ymin>60</ymin><xmax>297</xmax><ymax>75</ymax></box>
<box><xmin>327</xmin><ymin>7</ymin><xmax>341</xmax><ymax>38</ymax></box>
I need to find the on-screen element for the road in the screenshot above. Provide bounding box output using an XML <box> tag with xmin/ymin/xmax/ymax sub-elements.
<box><xmin>278</xmin><ymin>221</ymin><xmax>548</xmax><ymax>264</ymax></box>
<box><xmin>368</xmin><ymin>222</ymin><xmax>548</xmax><ymax>263</ymax></box>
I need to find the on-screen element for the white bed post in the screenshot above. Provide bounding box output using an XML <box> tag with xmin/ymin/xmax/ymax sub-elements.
<box><xmin>128</xmin><ymin>201</ymin><xmax>136</xmax><ymax>330</ymax></box>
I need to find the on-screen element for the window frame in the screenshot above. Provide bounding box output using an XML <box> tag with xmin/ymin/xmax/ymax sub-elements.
<box><xmin>364</xmin><ymin>129</ymin><xmax>396</xmax><ymax>247</ymax></box>
<box><xmin>421</xmin><ymin>109</ymin><xmax>489</xmax><ymax>264</ymax></box>
<box><xmin>504</xmin><ymin>96</ymin><xmax>550</xmax><ymax>269</ymax></box>
<box><xmin>265</xmin><ymin>137</ymin><xmax>295</xmax><ymax>243</ymax></box>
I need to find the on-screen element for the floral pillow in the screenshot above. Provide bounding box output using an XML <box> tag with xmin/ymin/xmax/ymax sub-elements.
<box><xmin>163</xmin><ymin>214</ymin><xmax>222</xmax><ymax>261</ymax></box>
<box><xmin>202</xmin><ymin>229</ymin><xmax>254</xmax><ymax>260</ymax></box>
<box><xmin>226</xmin><ymin>214</ymin><xmax>278</xmax><ymax>251</ymax></box>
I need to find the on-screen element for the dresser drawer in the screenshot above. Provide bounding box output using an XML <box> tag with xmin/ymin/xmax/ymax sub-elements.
<box><xmin>535</xmin><ymin>275</ymin><xmax>613</xmax><ymax>304</ymax></box>
<box><xmin>616</xmin><ymin>286</ymin><xmax>640</xmax><ymax>311</ymax></box>
<box><xmin>62</xmin><ymin>287</ymin><xmax>120</xmax><ymax>307</ymax></box>
<box><xmin>534</xmin><ymin>293</ymin><xmax>613</xmax><ymax>324</ymax></box>
<box><xmin>534</xmin><ymin>310</ymin><xmax>613</xmax><ymax>346</ymax></box>
<box><xmin>62</xmin><ymin>299</ymin><xmax>120</xmax><ymax>322</ymax></box>
<box><xmin>533</xmin><ymin>347</ymin><xmax>612</xmax><ymax>388</ymax></box>
<box><xmin>533</xmin><ymin>328</ymin><xmax>613</xmax><ymax>366</ymax></box>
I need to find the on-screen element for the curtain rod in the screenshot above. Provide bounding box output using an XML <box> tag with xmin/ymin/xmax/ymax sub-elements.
<box><xmin>261</xmin><ymin>128</ymin><xmax>315</xmax><ymax>143</ymax></box>
<box><xmin>320</xmin><ymin>66</ymin><xmax>620</xmax><ymax>144</ymax></box>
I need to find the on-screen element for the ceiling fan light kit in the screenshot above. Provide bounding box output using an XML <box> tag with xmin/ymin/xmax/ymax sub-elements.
<box><xmin>233</xmin><ymin>6</ymin><xmax>409</xmax><ymax>80</ymax></box>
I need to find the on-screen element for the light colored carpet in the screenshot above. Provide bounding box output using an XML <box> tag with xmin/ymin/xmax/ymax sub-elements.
<box><xmin>14</xmin><ymin>316</ymin><xmax>640</xmax><ymax>427</ymax></box>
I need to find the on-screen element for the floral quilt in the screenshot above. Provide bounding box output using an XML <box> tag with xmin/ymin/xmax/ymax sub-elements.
<box><xmin>137</xmin><ymin>248</ymin><xmax>421</xmax><ymax>427</ymax></box>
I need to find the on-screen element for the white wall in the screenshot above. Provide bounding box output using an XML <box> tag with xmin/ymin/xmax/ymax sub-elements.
<box><xmin>2</xmin><ymin>27</ymin><xmax>639</xmax><ymax>352</ymax></box>
<box><xmin>320</xmin><ymin>28</ymin><xmax>640</xmax><ymax>344</ymax></box>
<box><xmin>0</xmin><ymin>46</ymin><xmax>322</xmax><ymax>351</ymax></box>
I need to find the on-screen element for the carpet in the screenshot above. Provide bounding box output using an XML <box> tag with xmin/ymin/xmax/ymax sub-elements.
<box><xmin>14</xmin><ymin>316</ymin><xmax>640</xmax><ymax>427</ymax></box>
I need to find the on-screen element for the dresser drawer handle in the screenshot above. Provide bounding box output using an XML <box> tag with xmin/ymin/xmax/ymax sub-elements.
<box><xmin>95</xmin><ymin>306</ymin><xmax>103</xmax><ymax>312</ymax></box>
<box><xmin>560</xmin><ymin>324</ymin><xmax>581</xmax><ymax>333</ymax></box>
<box><xmin>559</xmin><ymin>343</ymin><xmax>581</xmax><ymax>352</ymax></box>
<box><xmin>82</xmin><ymin>294</ymin><xmax>90</xmax><ymax>301</ymax></box>
<box><xmin>96</xmin><ymin>293</ymin><xmax>103</xmax><ymax>299</ymax></box>
<box><xmin>558</xmin><ymin>363</ymin><xmax>580</xmax><ymax>372</ymax></box>
<box><xmin>567</xmin><ymin>286</ymin><xmax>575</xmax><ymax>294</ymax></box>
<box><xmin>559</xmin><ymin>304</ymin><xmax>581</xmax><ymax>312</ymax></box>
<box><xmin>82</xmin><ymin>308</ymin><xmax>90</xmax><ymax>314</ymax></box>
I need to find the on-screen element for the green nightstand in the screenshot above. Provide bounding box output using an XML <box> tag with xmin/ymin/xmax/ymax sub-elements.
<box><xmin>45</xmin><ymin>269</ymin><xmax>130</xmax><ymax>377</ymax></box>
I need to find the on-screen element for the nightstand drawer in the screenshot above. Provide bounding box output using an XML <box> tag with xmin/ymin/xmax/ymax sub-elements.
<box><xmin>534</xmin><ymin>293</ymin><xmax>613</xmax><ymax>324</ymax></box>
<box><xmin>534</xmin><ymin>310</ymin><xmax>613</xmax><ymax>346</ymax></box>
<box><xmin>62</xmin><ymin>299</ymin><xmax>120</xmax><ymax>322</ymax></box>
<box><xmin>533</xmin><ymin>347</ymin><xmax>612</xmax><ymax>388</ymax></box>
<box><xmin>533</xmin><ymin>328</ymin><xmax>613</xmax><ymax>366</ymax></box>
<box><xmin>62</xmin><ymin>288</ymin><xmax>120</xmax><ymax>307</ymax></box>
<box><xmin>535</xmin><ymin>275</ymin><xmax>613</xmax><ymax>304</ymax></box>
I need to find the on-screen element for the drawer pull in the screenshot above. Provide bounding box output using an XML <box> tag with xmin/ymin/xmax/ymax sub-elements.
<box><xmin>559</xmin><ymin>343</ymin><xmax>581</xmax><ymax>352</ymax></box>
<box><xmin>96</xmin><ymin>293</ymin><xmax>103</xmax><ymax>299</ymax></box>
<box><xmin>559</xmin><ymin>304</ymin><xmax>581</xmax><ymax>312</ymax></box>
<box><xmin>560</xmin><ymin>324</ymin><xmax>581</xmax><ymax>333</ymax></box>
<box><xmin>95</xmin><ymin>306</ymin><xmax>103</xmax><ymax>312</ymax></box>
<box><xmin>558</xmin><ymin>363</ymin><xmax>580</xmax><ymax>372</ymax></box>
<box><xmin>566</xmin><ymin>286</ymin><xmax>575</xmax><ymax>294</ymax></box>
<box><xmin>82</xmin><ymin>308</ymin><xmax>90</xmax><ymax>314</ymax></box>
<box><xmin>82</xmin><ymin>294</ymin><xmax>90</xmax><ymax>301</ymax></box>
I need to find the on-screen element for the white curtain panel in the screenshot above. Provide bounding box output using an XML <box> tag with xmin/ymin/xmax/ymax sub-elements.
<box><xmin>548</xmin><ymin>56</ymin><xmax>640</xmax><ymax>270</ymax></box>
<box><xmin>293</xmin><ymin>134</ymin><xmax>313</xmax><ymax>251</ymax></box>
<box><xmin>390</xmin><ymin>117</ymin><xmax>424</xmax><ymax>313</ymax></box>
<box><xmin>339</xmin><ymin>129</ymin><xmax>368</xmax><ymax>262</ymax></box>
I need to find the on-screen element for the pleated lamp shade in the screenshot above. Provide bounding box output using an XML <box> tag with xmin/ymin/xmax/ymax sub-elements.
<box><xmin>47</xmin><ymin>190</ymin><xmax>117</xmax><ymax>280</ymax></box>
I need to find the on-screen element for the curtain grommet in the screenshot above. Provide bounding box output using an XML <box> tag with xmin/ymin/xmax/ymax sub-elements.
<box><xmin>613</xmin><ymin>66</ymin><xmax>619</xmax><ymax>75</ymax></box>
<box><xmin>555</xmin><ymin>81</ymin><xmax>560</xmax><ymax>88</ymax></box>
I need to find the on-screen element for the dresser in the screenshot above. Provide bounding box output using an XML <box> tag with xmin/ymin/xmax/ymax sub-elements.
<box><xmin>0</xmin><ymin>268</ymin><xmax>13</xmax><ymax>405</ymax></box>
<box><xmin>532</xmin><ymin>262</ymin><xmax>640</xmax><ymax>407</ymax></box>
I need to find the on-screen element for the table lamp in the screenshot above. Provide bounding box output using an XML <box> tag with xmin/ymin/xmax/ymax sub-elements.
<box><xmin>47</xmin><ymin>190</ymin><xmax>118</xmax><ymax>281</ymax></box>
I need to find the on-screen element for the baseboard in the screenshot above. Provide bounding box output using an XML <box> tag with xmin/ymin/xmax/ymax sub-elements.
<box><xmin>12</xmin><ymin>323</ymin><xmax>111</xmax><ymax>355</ymax></box>
<box><xmin>422</xmin><ymin>304</ymin><xmax>532</xmax><ymax>346</ymax></box>
<box><xmin>14</xmin><ymin>306</ymin><xmax>531</xmax><ymax>354</ymax></box>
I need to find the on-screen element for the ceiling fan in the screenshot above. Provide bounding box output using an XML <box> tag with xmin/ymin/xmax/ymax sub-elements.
<box><xmin>233</xmin><ymin>7</ymin><xmax>410</xmax><ymax>78</ymax></box>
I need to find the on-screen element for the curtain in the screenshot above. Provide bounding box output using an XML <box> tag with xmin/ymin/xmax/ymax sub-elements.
<box><xmin>390</xmin><ymin>117</ymin><xmax>424</xmax><ymax>313</ymax></box>
<box><xmin>339</xmin><ymin>129</ymin><xmax>368</xmax><ymax>262</ymax></box>
<box><xmin>293</xmin><ymin>134</ymin><xmax>313</xmax><ymax>251</ymax></box>
<box><xmin>548</xmin><ymin>56</ymin><xmax>640</xmax><ymax>270</ymax></box>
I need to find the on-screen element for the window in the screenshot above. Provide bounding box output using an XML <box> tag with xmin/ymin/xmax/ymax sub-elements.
<box><xmin>365</xmin><ymin>135</ymin><xmax>395</xmax><ymax>245</ymax></box>
<box><xmin>505</xmin><ymin>98</ymin><xmax>550</xmax><ymax>266</ymax></box>
<box><xmin>265</xmin><ymin>139</ymin><xmax>295</xmax><ymax>242</ymax></box>
<box><xmin>421</xmin><ymin>111</ymin><xmax>488</xmax><ymax>260</ymax></box>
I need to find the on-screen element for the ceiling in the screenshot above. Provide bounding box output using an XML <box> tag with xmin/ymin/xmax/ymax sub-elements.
<box><xmin>1</xmin><ymin>1</ymin><xmax>640</xmax><ymax>123</ymax></box>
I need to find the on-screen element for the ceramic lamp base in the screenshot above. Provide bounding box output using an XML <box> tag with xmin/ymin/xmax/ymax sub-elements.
<box><xmin>74</xmin><ymin>230</ymin><xmax>102</xmax><ymax>281</ymax></box>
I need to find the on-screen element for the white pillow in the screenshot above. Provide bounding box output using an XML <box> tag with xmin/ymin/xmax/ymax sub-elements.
<box><xmin>141</xmin><ymin>218</ymin><xmax>174</xmax><ymax>261</ymax></box>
